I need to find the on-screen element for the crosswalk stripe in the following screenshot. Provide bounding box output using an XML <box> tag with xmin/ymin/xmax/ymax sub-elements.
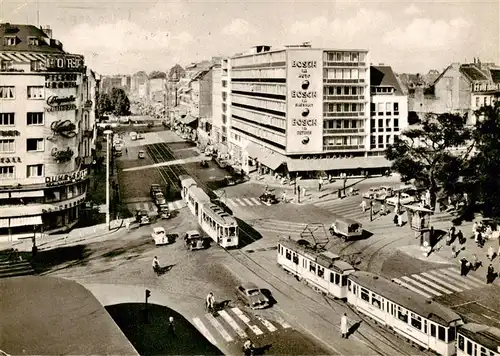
<box><xmin>438</xmin><ymin>269</ymin><xmax>478</xmax><ymax>289</ymax></box>
<box><xmin>227</xmin><ymin>199</ymin><xmax>237</xmax><ymax>206</ymax></box>
<box><xmin>205</xmin><ymin>313</ymin><xmax>233</xmax><ymax>342</ymax></box>
<box><xmin>193</xmin><ymin>317</ymin><xmax>217</xmax><ymax>345</ymax></box>
<box><xmin>424</xmin><ymin>271</ymin><xmax>463</xmax><ymax>292</ymax></box>
<box><xmin>218</xmin><ymin>310</ymin><xmax>247</xmax><ymax>338</ymax></box>
<box><xmin>235</xmin><ymin>198</ymin><xmax>247</xmax><ymax>207</ymax></box>
<box><xmin>392</xmin><ymin>278</ymin><xmax>433</xmax><ymax>298</ymax></box>
<box><xmin>242</xmin><ymin>198</ymin><xmax>254</xmax><ymax>206</ymax></box>
<box><xmin>401</xmin><ymin>276</ymin><xmax>442</xmax><ymax>296</ymax></box>
<box><xmin>231</xmin><ymin>308</ymin><xmax>263</xmax><ymax>335</ymax></box>
<box><xmin>276</xmin><ymin>317</ymin><xmax>291</xmax><ymax>329</ymax></box>
<box><xmin>447</xmin><ymin>267</ymin><xmax>485</xmax><ymax>286</ymax></box>
<box><xmin>255</xmin><ymin>315</ymin><xmax>278</xmax><ymax>332</ymax></box>
<box><xmin>411</xmin><ymin>274</ymin><xmax>454</xmax><ymax>294</ymax></box>
<box><xmin>250</xmin><ymin>198</ymin><xmax>262</xmax><ymax>205</ymax></box>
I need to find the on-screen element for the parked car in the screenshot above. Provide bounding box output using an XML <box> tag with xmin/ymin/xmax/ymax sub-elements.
<box><xmin>138</xmin><ymin>150</ymin><xmax>146</xmax><ymax>159</ymax></box>
<box><xmin>386</xmin><ymin>192</ymin><xmax>416</xmax><ymax>206</ymax></box>
<box><xmin>259</xmin><ymin>192</ymin><xmax>278</xmax><ymax>206</ymax></box>
<box><xmin>135</xmin><ymin>209</ymin><xmax>150</xmax><ymax>225</ymax></box>
<box><xmin>152</xmin><ymin>227</ymin><xmax>176</xmax><ymax>246</ymax></box>
<box><xmin>224</xmin><ymin>176</ymin><xmax>236</xmax><ymax>186</ymax></box>
<box><xmin>215</xmin><ymin>157</ymin><xmax>228</xmax><ymax>169</ymax></box>
<box><xmin>154</xmin><ymin>192</ymin><xmax>166</xmax><ymax>206</ymax></box>
<box><xmin>235</xmin><ymin>283</ymin><xmax>270</xmax><ymax>310</ymax></box>
<box><xmin>150</xmin><ymin>184</ymin><xmax>162</xmax><ymax>199</ymax></box>
<box><xmin>137</xmin><ymin>133</ymin><xmax>145</xmax><ymax>140</ymax></box>
<box><xmin>363</xmin><ymin>187</ymin><xmax>381</xmax><ymax>199</ymax></box>
<box><xmin>157</xmin><ymin>204</ymin><xmax>170</xmax><ymax>219</ymax></box>
<box><xmin>374</xmin><ymin>186</ymin><xmax>395</xmax><ymax>200</ymax></box>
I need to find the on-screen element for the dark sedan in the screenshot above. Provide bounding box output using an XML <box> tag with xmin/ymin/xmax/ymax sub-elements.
<box><xmin>235</xmin><ymin>283</ymin><xmax>270</xmax><ymax>310</ymax></box>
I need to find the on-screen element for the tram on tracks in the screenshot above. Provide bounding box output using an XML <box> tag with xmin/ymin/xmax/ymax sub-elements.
<box><xmin>457</xmin><ymin>323</ymin><xmax>500</xmax><ymax>356</ymax></box>
<box><xmin>180</xmin><ymin>176</ymin><xmax>239</xmax><ymax>248</ymax></box>
<box><xmin>277</xmin><ymin>237</ymin><xmax>465</xmax><ymax>356</ymax></box>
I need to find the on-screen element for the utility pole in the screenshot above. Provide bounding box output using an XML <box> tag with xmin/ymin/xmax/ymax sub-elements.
<box><xmin>104</xmin><ymin>130</ymin><xmax>113</xmax><ymax>229</ymax></box>
<box><xmin>144</xmin><ymin>289</ymin><xmax>151</xmax><ymax>323</ymax></box>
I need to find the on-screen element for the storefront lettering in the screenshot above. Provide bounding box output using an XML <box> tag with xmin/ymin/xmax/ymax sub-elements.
<box><xmin>45</xmin><ymin>169</ymin><xmax>88</xmax><ymax>186</ymax></box>
<box><xmin>45</xmin><ymin>55</ymin><xmax>85</xmax><ymax>71</ymax></box>
<box><xmin>46</xmin><ymin>104</ymin><xmax>77</xmax><ymax>112</ymax></box>
<box><xmin>473</xmin><ymin>82</ymin><xmax>500</xmax><ymax>92</ymax></box>
<box><xmin>47</xmin><ymin>95</ymin><xmax>76</xmax><ymax>106</ymax></box>
<box><xmin>291</xmin><ymin>60</ymin><xmax>317</xmax><ymax>68</ymax></box>
<box><xmin>291</xmin><ymin>91</ymin><xmax>317</xmax><ymax>99</ymax></box>
<box><xmin>0</xmin><ymin>157</ymin><xmax>21</xmax><ymax>163</ymax></box>
<box><xmin>292</xmin><ymin>119</ymin><xmax>318</xmax><ymax>127</ymax></box>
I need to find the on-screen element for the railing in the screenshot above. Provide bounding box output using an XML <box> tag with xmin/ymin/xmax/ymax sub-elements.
<box><xmin>323</xmin><ymin>95</ymin><xmax>365</xmax><ymax>101</ymax></box>
<box><xmin>323</xmin><ymin>79</ymin><xmax>365</xmax><ymax>84</ymax></box>
<box><xmin>324</xmin><ymin>112</ymin><xmax>363</xmax><ymax>117</ymax></box>
<box><xmin>323</xmin><ymin>145</ymin><xmax>365</xmax><ymax>151</ymax></box>
<box><xmin>323</xmin><ymin>128</ymin><xmax>365</xmax><ymax>134</ymax></box>
<box><xmin>323</xmin><ymin>62</ymin><xmax>366</xmax><ymax>67</ymax></box>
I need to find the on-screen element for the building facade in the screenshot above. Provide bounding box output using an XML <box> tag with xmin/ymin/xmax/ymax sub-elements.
<box><xmin>211</xmin><ymin>61</ymin><xmax>223</xmax><ymax>144</ymax></box>
<box><xmin>0</xmin><ymin>23</ymin><xmax>96</xmax><ymax>242</ymax></box>
<box><xmin>222</xmin><ymin>44</ymin><xmax>397</xmax><ymax>177</ymax></box>
<box><xmin>130</xmin><ymin>71</ymin><xmax>149</xmax><ymax>99</ymax></box>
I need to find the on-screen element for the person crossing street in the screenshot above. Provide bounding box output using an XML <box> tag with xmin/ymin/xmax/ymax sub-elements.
<box><xmin>206</xmin><ymin>292</ymin><xmax>215</xmax><ymax>313</ymax></box>
<box><xmin>341</xmin><ymin>313</ymin><xmax>348</xmax><ymax>339</ymax></box>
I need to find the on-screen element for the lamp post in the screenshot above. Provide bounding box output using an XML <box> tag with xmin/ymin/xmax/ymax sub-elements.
<box><xmin>103</xmin><ymin>129</ymin><xmax>113</xmax><ymax>229</ymax></box>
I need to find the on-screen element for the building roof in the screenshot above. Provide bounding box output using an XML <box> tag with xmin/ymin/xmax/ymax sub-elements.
<box><xmin>490</xmin><ymin>69</ymin><xmax>500</xmax><ymax>84</ymax></box>
<box><xmin>0</xmin><ymin>276</ymin><xmax>138</xmax><ymax>355</ymax></box>
<box><xmin>460</xmin><ymin>64</ymin><xmax>489</xmax><ymax>82</ymax></box>
<box><xmin>459</xmin><ymin>323</ymin><xmax>500</xmax><ymax>353</ymax></box>
<box><xmin>0</xmin><ymin>23</ymin><xmax>65</xmax><ymax>53</ymax></box>
<box><xmin>370</xmin><ymin>66</ymin><xmax>405</xmax><ymax>95</ymax></box>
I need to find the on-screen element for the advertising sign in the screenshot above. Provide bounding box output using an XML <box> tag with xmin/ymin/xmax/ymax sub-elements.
<box><xmin>45</xmin><ymin>95</ymin><xmax>77</xmax><ymax>112</ymax></box>
<box><xmin>45</xmin><ymin>169</ymin><xmax>88</xmax><ymax>187</ymax></box>
<box><xmin>473</xmin><ymin>82</ymin><xmax>500</xmax><ymax>93</ymax></box>
<box><xmin>44</xmin><ymin>54</ymin><xmax>85</xmax><ymax>72</ymax></box>
<box><xmin>286</xmin><ymin>49</ymin><xmax>323</xmax><ymax>154</ymax></box>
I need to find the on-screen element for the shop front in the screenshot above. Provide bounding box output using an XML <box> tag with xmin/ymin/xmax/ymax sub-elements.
<box><xmin>244</xmin><ymin>142</ymin><xmax>287</xmax><ymax>176</ymax></box>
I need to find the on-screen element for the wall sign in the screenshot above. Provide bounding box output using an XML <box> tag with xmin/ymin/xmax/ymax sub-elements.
<box><xmin>0</xmin><ymin>157</ymin><xmax>21</xmax><ymax>163</ymax></box>
<box><xmin>47</xmin><ymin>95</ymin><xmax>76</xmax><ymax>106</ymax></box>
<box><xmin>45</xmin><ymin>169</ymin><xmax>88</xmax><ymax>187</ymax></box>
<box><xmin>44</xmin><ymin>55</ymin><xmax>85</xmax><ymax>72</ymax></box>
<box><xmin>286</xmin><ymin>49</ymin><xmax>323</xmax><ymax>154</ymax></box>
<box><xmin>0</xmin><ymin>130</ymin><xmax>20</xmax><ymax>137</ymax></box>
<box><xmin>473</xmin><ymin>82</ymin><xmax>500</xmax><ymax>93</ymax></box>
<box><xmin>45</xmin><ymin>74</ymin><xmax>78</xmax><ymax>89</ymax></box>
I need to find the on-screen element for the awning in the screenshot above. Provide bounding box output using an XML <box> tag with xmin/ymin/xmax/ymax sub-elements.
<box><xmin>287</xmin><ymin>156</ymin><xmax>392</xmax><ymax>172</ymax></box>
<box><xmin>0</xmin><ymin>192</ymin><xmax>9</xmax><ymax>199</ymax></box>
<box><xmin>9</xmin><ymin>215</ymin><xmax>43</xmax><ymax>227</ymax></box>
<box><xmin>0</xmin><ymin>218</ymin><xmax>9</xmax><ymax>228</ymax></box>
<box><xmin>10</xmin><ymin>190</ymin><xmax>44</xmax><ymax>198</ymax></box>
<box><xmin>179</xmin><ymin>115</ymin><xmax>198</xmax><ymax>125</ymax></box>
<box><xmin>245</xmin><ymin>142</ymin><xmax>286</xmax><ymax>171</ymax></box>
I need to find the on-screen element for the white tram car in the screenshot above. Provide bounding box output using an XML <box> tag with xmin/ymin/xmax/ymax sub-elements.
<box><xmin>180</xmin><ymin>176</ymin><xmax>239</xmax><ymax>248</ymax></box>
<box><xmin>457</xmin><ymin>323</ymin><xmax>500</xmax><ymax>356</ymax></box>
<box><xmin>277</xmin><ymin>238</ymin><xmax>356</xmax><ymax>300</ymax></box>
<box><xmin>347</xmin><ymin>271</ymin><xmax>462</xmax><ymax>356</ymax></box>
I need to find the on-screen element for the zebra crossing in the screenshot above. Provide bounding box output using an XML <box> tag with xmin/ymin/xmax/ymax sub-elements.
<box><xmin>392</xmin><ymin>266</ymin><xmax>488</xmax><ymax>299</ymax></box>
<box><xmin>226</xmin><ymin>197</ymin><xmax>264</xmax><ymax>207</ymax></box>
<box><xmin>131</xmin><ymin>199</ymin><xmax>186</xmax><ymax>212</ymax></box>
<box><xmin>192</xmin><ymin>307</ymin><xmax>290</xmax><ymax>346</ymax></box>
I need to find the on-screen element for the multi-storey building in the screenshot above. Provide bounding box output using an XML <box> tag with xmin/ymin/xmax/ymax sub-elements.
<box><xmin>223</xmin><ymin>44</ymin><xmax>396</xmax><ymax>177</ymax></box>
<box><xmin>369</xmin><ymin>65</ymin><xmax>408</xmax><ymax>156</ymax></box>
<box><xmin>100</xmin><ymin>75</ymin><xmax>129</xmax><ymax>95</ymax></box>
<box><xmin>166</xmin><ymin>64</ymin><xmax>184</xmax><ymax>125</ymax></box>
<box><xmin>0</xmin><ymin>23</ymin><xmax>97</xmax><ymax>242</ymax></box>
<box><xmin>211</xmin><ymin>60</ymin><xmax>223</xmax><ymax>144</ymax></box>
<box><xmin>130</xmin><ymin>71</ymin><xmax>149</xmax><ymax>99</ymax></box>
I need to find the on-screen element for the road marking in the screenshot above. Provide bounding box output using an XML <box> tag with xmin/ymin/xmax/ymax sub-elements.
<box><xmin>250</xmin><ymin>198</ymin><xmax>262</xmax><ymax>205</ymax></box>
<box><xmin>205</xmin><ymin>313</ymin><xmax>233</xmax><ymax>342</ymax></box>
<box><xmin>235</xmin><ymin>198</ymin><xmax>247</xmax><ymax>207</ymax></box>
<box><xmin>231</xmin><ymin>307</ymin><xmax>263</xmax><ymax>335</ymax></box>
<box><xmin>255</xmin><ymin>315</ymin><xmax>277</xmax><ymax>332</ymax></box>
<box><xmin>425</xmin><ymin>271</ymin><xmax>463</xmax><ymax>292</ymax></box>
<box><xmin>411</xmin><ymin>274</ymin><xmax>454</xmax><ymax>294</ymax></box>
<box><xmin>242</xmin><ymin>198</ymin><xmax>254</xmax><ymax>206</ymax></box>
<box><xmin>275</xmin><ymin>317</ymin><xmax>291</xmax><ymax>329</ymax></box>
<box><xmin>446</xmin><ymin>267</ymin><xmax>486</xmax><ymax>286</ymax></box>
<box><xmin>218</xmin><ymin>310</ymin><xmax>247</xmax><ymax>338</ymax></box>
<box><xmin>227</xmin><ymin>199</ymin><xmax>237</xmax><ymax>206</ymax></box>
<box><xmin>193</xmin><ymin>317</ymin><xmax>217</xmax><ymax>345</ymax></box>
<box><xmin>401</xmin><ymin>276</ymin><xmax>442</xmax><ymax>296</ymax></box>
<box><xmin>392</xmin><ymin>278</ymin><xmax>433</xmax><ymax>298</ymax></box>
<box><xmin>438</xmin><ymin>269</ymin><xmax>478</xmax><ymax>289</ymax></box>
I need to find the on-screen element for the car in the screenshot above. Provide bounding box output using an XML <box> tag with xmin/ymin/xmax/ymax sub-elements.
<box><xmin>135</xmin><ymin>209</ymin><xmax>150</xmax><ymax>225</ymax></box>
<box><xmin>152</xmin><ymin>227</ymin><xmax>175</xmax><ymax>246</ymax></box>
<box><xmin>138</xmin><ymin>150</ymin><xmax>146</xmax><ymax>159</ymax></box>
<box><xmin>363</xmin><ymin>187</ymin><xmax>381</xmax><ymax>199</ymax></box>
<box><xmin>259</xmin><ymin>192</ymin><xmax>278</xmax><ymax>206</ymax></box>
<box><xmin>150</xmin><ymin>184</ymin><xmax>162</xmax><ymax>199</ymax></box>
<box><xmin>154</xmin><ymin>192</ymin><xmax>166</xmax><ymax>206</ymax></box>
<box><xmin>184</xmin><ymin>230</ymin><xmax>209</xmax><ymax>250</ymax></box>
<box><xmin>235</xmin><ymin>283</ymin><xmax>270</xmax><ymax>310</ymax></box>
<box><xmin>224</xmin><ymin>176</ymin><xmax>236</xmax><ymax>186</ymax></box>
<box><xmin>374</xmin><ymin>186</ymin><xmax>395</xmax><ymax>200</ymax></box>
<box><xmin>386</xmin><ymin>192</ymin><xmax>416</xmax><ymax>206</ymax></box>
<box><xmin>137</xmin><ymin>133</ymin><xmax>145</xmax><ymax>140</ymax></box>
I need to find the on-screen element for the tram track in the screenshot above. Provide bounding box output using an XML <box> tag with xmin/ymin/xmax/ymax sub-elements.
<box><xmin>139</xmin><ymin>139</ymin><xmax>422</xmax><ymax>356</ymax></box>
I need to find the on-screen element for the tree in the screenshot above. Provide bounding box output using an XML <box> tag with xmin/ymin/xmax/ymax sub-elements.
<box><xmin>110</xmin><ymin>87</ymin><xmax>131</xmax><ymax>116</ymax></box>
<box><xmin>149</xmin><ymin>70</ymin><xmax>166</xmax><ymax>79</ymax></box>
<box><xmin>97</xmin><ymin>93</ymin><xmax>113</xmax><ymax>118</ymax></box>
<box><xmin>466</xmin><ymin>102</ymin><xmax>500</xmax><ymax>217</ymax></box>
<box><xmin>385</xmin><ymin>113</ymin><xmax>473</xmax><ymax>209</ymax></box>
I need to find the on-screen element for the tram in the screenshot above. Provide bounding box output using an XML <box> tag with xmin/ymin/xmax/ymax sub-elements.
<box><xmin>457</xmin><ymin>323</ymin><xmax>500</xmax><ymax>356</ymax></box>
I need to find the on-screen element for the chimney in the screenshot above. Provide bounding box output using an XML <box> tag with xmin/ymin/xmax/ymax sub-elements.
<box><xmin>40</xmin><ymin>25</ymin><xmax>52</xmax><ymax>39</ymax></box>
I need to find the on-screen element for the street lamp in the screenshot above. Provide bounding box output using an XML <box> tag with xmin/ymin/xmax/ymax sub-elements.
<box><xmin>103</xmin><ymin>129</ymin><xmax>113</xmax><ymax>229</ymax></box>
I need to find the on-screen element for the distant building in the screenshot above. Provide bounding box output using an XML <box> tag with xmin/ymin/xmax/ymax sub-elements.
<box><xmin>100</xmin><ymin>75</ymin><xmax>129</xmax><ymax>95</ymax></box>
<box><xmin>166</xmin><ymin>64</ymin><xmax>184</xmax><ymax>123</ymax></box>
<box><xmin>211</xmin><ymin>60</ymin><xmax>223</xmax><ymax>145</ymax></box>
<box><xmin>130</xmin><ymin>71</ymin><xmax>149</xmax><ymax>99</ymax></box>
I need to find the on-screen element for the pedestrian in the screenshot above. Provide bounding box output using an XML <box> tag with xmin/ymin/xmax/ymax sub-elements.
<box><xmin>472</xmin><ymin>253</ymin><xmax>478</xmax><ymax>270</ymax></box>
<box><xmin>451</xmin><ymin>245</ymin><xmax>457</xmax><ymax>259</ymax></box>
<box><xmin>380</xmin><ymin>203</ymin><xmax>386</xmax><ymax>216</ymax></box>
<box><xmin>125</xmin><ymin>218</ymin><xmax>130</xmax><ymax>231</ymax></box>
<box><xmin>460</xmin><ymin>258</ymin><xmax>469</xmax><ymax>276</ymax></box>
<box><xmin>487</xmin><ymin>264</ymin><xmax>495</xmax><ymax>284</ymax></box>
<box><xmin>349</xmin><ymin>187</ymin><xmax>354</xmax><ymax>196</ymax></box>
<box><xmin>152</xmin><ymin>256</ymin><xmax>160</xmax><ymax>275</ymax></box>
<box><xmin>264</xmin><ymin>184</ymin><xmax>268</xmax><ymax>193</ymax></box>
<box><xmin>397</xmin><ymin>212</ymin><xmax>403</xmax><ymax>227</ymax></box>
<box><xmin>340</xmin><ymin>313</ymin><xmax>348</xmax><ymax>339</ymax></box>
<box><xmin>393</xmin><ymin>213</ymin><xmax>398</xmax><ymax>226</ymax></box>
<box><xmin>125</xmin><ymin>147</ymin><xmax>128</xmax><ymax>154</ymax></box>
<box><xmin>488</xmin><ymin>246</ymin><xmax>495</xmax><ymax>261</ymax></box>
<box><xmin>167</xmin><ymin>316</ymin><xmax>176</xmax><ymax>337</ymax></box>
<box><xmin>206</xmin><ymin>292</ymin><xmax>215</xmax><ymax>313</ymax></box>
<box><xmin>472</xmin><ymin>221</ymin><xmax>478</xmax><ymax>238</ymax></box>
<box><xmin>360</xmin><ymin>200</ymin><xmax>367</xmax><ymax>212</ymax></box>
<box><xmin>281</xmin><ymin>191</ymin><xmax>287</xmax><ymax>203</ymax></box>
<box><xmin>318</xmin><ymin>177</ymin><xmax>323</xmax><ymax>192</ymax></box>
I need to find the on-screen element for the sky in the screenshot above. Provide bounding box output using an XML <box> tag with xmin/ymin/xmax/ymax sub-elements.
<box><xmin>0</xmin><ymin>0</ymin><xmax>498</xmax><ymax>75</ymax></box>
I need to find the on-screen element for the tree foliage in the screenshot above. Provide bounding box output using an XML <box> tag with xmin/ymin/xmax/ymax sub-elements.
<box><xmin>96</xmin><ymin>92</ymin><xmax>113</xmax><ymax>117</ymax></box>
<box><xmin>385</xmin><ymin>112</ymin><xmax>473</xmax><ymax>208</ymax></box>
<box><xmin>110</xmin><ymin>87</ymin><xmax>131</xmax><ymax>116</ymax></box>
<box><xmin>149</xmin><ymin>70</ymin><xmax>167</xmax><ymax>79</ymax></box>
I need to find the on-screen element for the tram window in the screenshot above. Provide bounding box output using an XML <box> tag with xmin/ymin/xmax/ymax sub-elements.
<box><xmin>292</xmin><ymin>254</ymin><xmax>299</xmax><ymax>264</ymax></box>
<box><xmin>466</xmin><ymin>340</ymin><xmax>472</xmax><ymax>355</ymax></box>
<box><xmin>410</xmin><ymin>313</ymin><xmax>422</xmax><ymax>330</ymax></box>
<box><xmin>448</xmin><ymin>326</ymin><xmax>456</xmax><ymax>342</ymax></box>
<box><xmin>335</xmin><ymin>273</ymin><xmax>340</xmax><ymax>285</ymax></box>
<box><xmin>229</xmin><ymin>227</ymin><xmax>236</xmax><ymax>236</ymax></box>
<box><xmin>480</xmin><ymin>347</ymin><xmax>487</xmax><ymax>356</ymax></box>
<box><xmin>390</xmin><ymin>303</ymin><xmax>394</xmax><ymax>316</ymax></box>
<box><xmin>423</xmin><ymin>320</ymin><xmax>427</xmax><ymax>334</ymax></box>
<box><xmin>310</xmin><ymin>262</ymin><xmax>316</xmax><ymax>273</ymax></box>
<box><xmin>437</xmin><ymin>325</ymin><xmax>446</xmax><ymax>341</ymax></box>
<box><xmin>360</xmin><ymin>288</ymin><xmax>370</xmax><ymax>302</ymax></box>
<box><xmin>279</xmin><ymin>245</ymin><xmax>282</xmax><ymax>254</ymax></box>
<box><xmin>430</xmin><ymin>323</ymin><xmax>436</xmax><ymax>337</ymax></box>
<box><xmin>353</xmin><ymin>285</ymin><xmax>357</xmax><ymax>294</ymax></box>
<box><xmin>331</xmin><ymin>272</ymin><xmax>335</xmax><ymax>283</ymax></box>
<box><xmin>317</xmin><ymin>266</ymin><xmax>324</xmax><ymax>278</ymax></box>
<box><xmin>371</xmin><ymin>294</ymin><xmax>381</xmax><ymax>309</ymax></box>
<box><xmin>397</xmin><ymin>307</ymin><xmax>408</xmax><ymax>323</ymax></box>
<box><xmin>347</xmin><ymin>280</ymin><xmax>351</xmax><ymax>291</ymax></box>
<box><xmin>458</xmin><ymin>335</ymin><xmax>464</xmax><ymax>351</ymax></box>
<box><xmin>285</xmin><ymin>249</ymin><xmax>291</xmax><ymax>260</ymax></box>
<box><xmin>341</xmin><ymin>275</ymin><xmax>347</xmax><ymax>286</ymax></box>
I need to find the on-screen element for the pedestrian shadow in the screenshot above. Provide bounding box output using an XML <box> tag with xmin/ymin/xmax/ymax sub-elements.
<box><xmin>254</xmin><ymin>344</ymin><xmax>272</xmax><ymax>356</ymax></box>
<box><xmin>157</xmin><ymin>264</ymin><xmax>176</xmax><ymax>276</ymax></box>
<box><xmin>347</xmin><ymin>320</ymin><xmax>362</xmax><ymax>338</ymax></box>
<box><xmin>214</xmin><ymin>300</ymin><xmax>232</xmax><ymax>311</ymax></box>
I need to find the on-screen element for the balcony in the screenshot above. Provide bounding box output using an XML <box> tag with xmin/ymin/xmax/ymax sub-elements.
<box><xmin>323</xmin><ymin>95</ymin><xmax>365</xmax><ymax>101</ymax></box>
<box><xmin>323</xmin><ymin>61</ymin><xmax>366</xmax><ymax>67</ymax></box>
<box><xmin>324</xmin><ymin>79</ymin><xmax>365</xmax><ymax>84</ymax></box>
<box><xmin>323</xmin><ymin>144</ymin><xmax>365</xmax><ymax>151</ymax></box>
<box><xmin>324</xmin><ymin>112</ymin><xmax>364</xmax><ymax>118</ymax></box>
<box><xmin>323</xmin><ymin>128</ymin><xmax>365</xmax><ymax>135</ymax></box>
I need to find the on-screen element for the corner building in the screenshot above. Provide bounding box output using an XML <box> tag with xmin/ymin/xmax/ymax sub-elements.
<box><xmin>0</xmin><ymin>23</ymin><xmax>94</xmax><ymax>242</ymax></box>
<box><xmin>223</xmin><ymin>45</ymin><xmax>395</xmax><ymax>178</ymax></box>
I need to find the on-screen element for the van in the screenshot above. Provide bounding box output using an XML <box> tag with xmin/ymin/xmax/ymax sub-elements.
<box><xmin>130</xmin><ymin>132</ymin><xmax>137</xmax><ymax>141</ymax></box>
<box><xmin>329</xmin><ymin>215</ymin><xmax>363</xmax><ymax>241</ymax></box>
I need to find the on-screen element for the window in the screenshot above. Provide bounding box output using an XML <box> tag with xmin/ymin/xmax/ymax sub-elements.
<box><xmin>0</xmin><ymin>166</ymin><xmax>14</xmax><ymax>179</ymax></box>
<box><xmin>378</xmin><ymin>136</ymin><xmax>384</xmax><ymax>144</ymax></box>
<box><xmin>27</xmin><ymin>86</ymin><xmax>44</xmax><ymax>99</ymax></box>
<box><xmin>352</xmin><ymin>87</ymin><xmax>357</xmax><ymax>95</ymax></box>
<box><xmin>410</xmin><ymin>313</ymin><xmax>422</xmax><ymax>330</ymax></box>
<box><xmin>344</xmin><ymin>103</ymin><xmax>350</xmax><ymax>112</ymax></box>
<box><xmin>335</xmin><ymin>273</ymin><xmax>340</xmax><ymax>285</ymax></box>
<box><xmin>27</xmin><ymin>138</ymin><xmax>44</xmax><ymax>152</ymax></box>
<box><xmin>484</xmin><ymin>96</ymin><xmax>488</xmax><ymax>106</ymax></box>
<box><xmin>385</xmin><ymin>102</ymin><xmax>391</xmax><ymax>114</ymax></box>
<box><xmin>0</xmin><ymin>86</ymin><xmax>15</xmax><ymax>99</ymax></box>
<box><xmin>394</xmin><ymin>118</ymin><xmax>399</xmax><ymax>130</ymax></box>
<box><xmin>28</xmin><ymin>37</ymin><xmax>39</xmax><ymax>46</ymax></box>
<box><xmin>27</xmin><ymin>112</ymin><xmax>44</xmax><ymax>125</ymax></box>
<box><xmin>336</xmin><ymin>87</ymin><xmax>342</xmax><ymax>95</ymax></box>
<box><xmin>341</xmin><ymin>275</ymin><xmax>347</xmax><ymax>286</ymax></box>
<box><xmin>0</xmin><ymin>113</ymin><xmax>14</xmax><ymax>125</ymax></box>
<box><xmin>317</xmin><ymin>266</ymin><xmax>324</xmax><ymax>278</ymax></box>
<box><xmin>285</xmin><ymin>248</ymin><xmax>291</xmax><ymax>260</ymax></box>
<box><xmin>466</xmin><ymin>340</ymin><xmax>472</xmax><ymax>355</ymax></box>
<box><xmin>386</xmin><ymin>135</ymin><xmax>391</xmax><ymax>144</ymax></box>
<box><xmin>344</xmin><ymin>87</ymin><xmax>350</xmax><ymax>95</ymax></box>
<box><xmin>371</xmin><ymin>293</ymin><xmax>381</xmax><ymax>309</ymax></box>
<box><xmin>378</xmin><ymin>118</ymin><xmax>383</xmax><ymax>128</ymax></box>
<box><xmin>3</xmin><ymin>36</ymin><xmax>16</xmax><ymax>46</ymax></box>
<box><xmin>437</xmin><ymin>325</ymin><xmax>446</xmax><ymax>341</ymax></box>
<box><xmin>377</xmin><ymin>103</ymin><xmax>384</xmax><ymax>115</ymax></box>
<box><xmin>475</xmin><ymin>97</ymin><xmax>480</xmax><ymax>107</ymax></box>
<box><xmin>351</xmin><ymin>103</ymin><xmax>357</xmax><ymax>112</ymax></box>
<box><xmin>360</xmin><ymin>288</ymin><xmax>370</xmax><ymax>302</ymax></box>
<box><xmin>292</xmin><ymin>253</ymin><xmax>298</xmax><ymax>264</ymax></box>
<box><xmin>448</xmin><ymin>327</ymin><xmax>456</xmax><ymax>342</ymax></box>
<box><xmin>458</xmin><ymin>335</ymin><xmax>464</xmax><ymax>351</ymax></box>
<box><xmin>1</xmin><ymin>60</ymin><xmax>13</xmax><ymax>71</ymax></box>
<box><xmin>397</xmin><ymin>306</ymin><xmax>408</xmax><ymax>323</ymax></box>
<box><xmin>394</xmin><ymin>102</ymin><xmax>399</xmax><ymax>113</ymax></box>
<box><xmin>430</xmin><ymin>323</ymin><xmax>436</xmax><ymax>337</ymax></box>
<box><xmin>0</xmin><ymin>139</ymin><xmax>15</xmax><ymax>153</ymax></box>
<box><xmin>309</xmin><ymin>262</ymin><xmax>316</xmax><ymax>273</ymax></box>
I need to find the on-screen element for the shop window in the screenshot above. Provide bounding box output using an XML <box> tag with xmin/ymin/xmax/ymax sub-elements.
<box><xmin>371</xmin><ymin>293</ymin><xmax>381</xmax><ymax>309</ymax></box>
<box><xmin>437</xmin><ymin>325</ymin><xmax>446</xmax><ymax>341</ymax></box>
<box><xmin>309</xmin><ymin>262</ymin><xmax>316</xmax><ymax>273</ymax></box>
<box><xmin>360</xmin><ymin>288</ymin><xmax>370</xmax><ymax>302</ymax></box>
<box><xmin>410</xmin><ymin>313</ymin><xmax>422</xmax><ymax>330</ymax></box>
<box><xmin>397</xmin><ymin>307</ymin><xmax>408</xmax><ymax>323</ymax></box>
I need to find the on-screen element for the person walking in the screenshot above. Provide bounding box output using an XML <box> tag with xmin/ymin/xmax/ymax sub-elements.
<box><xmin>360</xmin><ymin>200</ymin><xmax>367</xmax><ymax>213</ymax></box>
<box><xmin>397</xmin><ymin>212</ymin><xmax>403</xmax><ymax>227</ymax></box>
<box><xmin>451</xmin><ymin>245</ymin><xmax>457</xmax><ymax>259</ymax></box>
<box><xmin>281</xmin><ymin>191</ymin><xmax>287</xmax><ymax>203</ymax></box>
<box><xmin>206</xmin><ymin>292</ymin><xmax>215</xmax><ymax>313</ymax></box>
<box><xmin>488</xmin><ymin>246</ymin><xmax>495</xmax><ymax>261</ymax></box>
<box><xmin>152</xmin><ymin>256</ymin><xmax>160</xmax><ymax>275</ymax></box>
<box><xmin>318</xmin><ymin>177</ymin><xmax>323</xmax><ymax>192</ymax></box>
<box><xmin>340</xmin><ymin>313</ymin><xmax>348</xmax><ymax>339</ymax></box>
<box><xmin>167</xmin><ymin>316</ymin><xmax>176</xmax><ymax>337</ymax></box>
<box><xmin>460</xmin><ymin>258</ymin><xmax>469</xmax><ymax>276</ymax></box>
<box><xmin>125</xmin><ymin>218</ymin><xmax>130</xmax><ymax>232</ymax></box>
<box><xmin>369</xmin><ymin>200</ymin><xmax>374</xmax><ymax>222</ymax></box>
<box><xmin>472</xmin><ymin>253</ymin><xmax>478</xmax><ymax>270</ymax></box>
<box><xmin>487</xmin><ymin>264</ymin><xmax>495</xmax><ymax>284</ymax></box>
<box><xmin>380</xmin><ymin>203</ymin><xmax>386</xmax><ymax>216</ymax></box>
<box><xmin>472</xmin><ymin>221</ymin><xmax>478</xmax><ymax>239</ymax></box>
